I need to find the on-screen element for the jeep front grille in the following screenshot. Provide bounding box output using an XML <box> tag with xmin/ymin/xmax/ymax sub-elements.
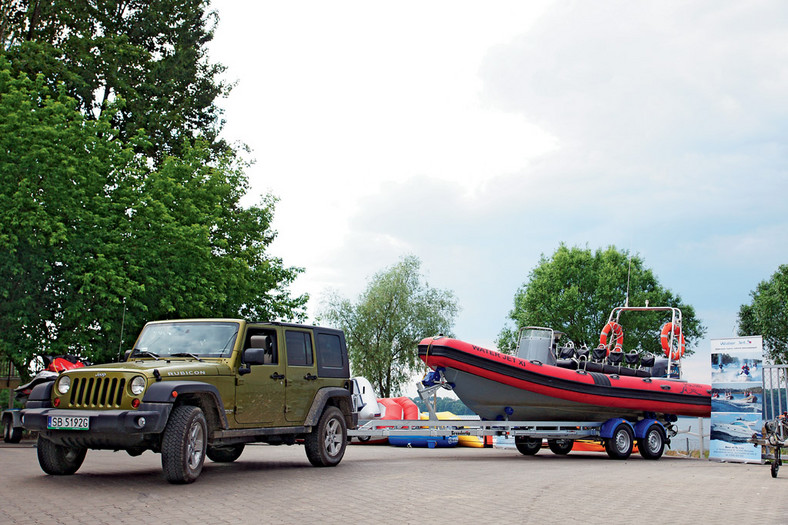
<box><xmin>69</xmin><ymin>377</ymin><xmax>127</xmax><ymax>408</ymax></box>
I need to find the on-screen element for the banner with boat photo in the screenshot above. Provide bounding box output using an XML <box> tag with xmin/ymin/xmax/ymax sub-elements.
<box><xmin>709</xmin><ymin>336</ymin><xmax>764</xmax><ymax>463</ymax></box>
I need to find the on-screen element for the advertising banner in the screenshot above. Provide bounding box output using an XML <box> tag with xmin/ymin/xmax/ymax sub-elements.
<box><xmin>709</xmin><ymin>336</ymin><xmax>764</xmax><ymax>463</ymax></box>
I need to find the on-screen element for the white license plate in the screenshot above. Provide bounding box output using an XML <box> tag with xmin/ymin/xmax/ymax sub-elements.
<box><xmin>47</xmin><ymin>416</ymin><xmax>89</xmax><ymax>430</ymax></box>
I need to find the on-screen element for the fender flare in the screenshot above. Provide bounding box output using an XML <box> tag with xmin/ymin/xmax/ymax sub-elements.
<box><xmin>142</xmin><ymin>381</ymin><xmax>228</xmax><ymax>428</ymax></box>
<box><xmin>304</xmin><ymin>387</ymin><xmax>354</xmax><ymax>428</ymax></box>
<box><xmin>24</xmin><ymin>382</ymin><xmax>54</xmax><ymax>409</ymax></box>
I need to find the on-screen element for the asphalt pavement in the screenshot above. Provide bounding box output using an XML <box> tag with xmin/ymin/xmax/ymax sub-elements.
<box><xmin>1</xmin><ymin>440</ymin><xmax>786</xmax><ymax>524</ymax></box>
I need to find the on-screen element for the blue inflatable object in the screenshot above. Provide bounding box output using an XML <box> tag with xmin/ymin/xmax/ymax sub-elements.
<box><xmin>388</xmin><ymin>435</ymin><xmax>459</xmax><ymax>448</ymax></box>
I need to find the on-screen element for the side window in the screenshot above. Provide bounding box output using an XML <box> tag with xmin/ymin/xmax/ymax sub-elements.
<box><xmin>285</xmin><ymin>331</ymin><xmax>313</xmax><ymax>367</ymax></box>
<box><xmin>315</xmin><ymin>330</ymin><xmax>349</xmax><ymax>378</ymax></box>
<box><xmin>317</xmin><ymin>333</ymin><xmax>343</xmax><ymax>369</ymax></box>
<box><xmin>246</xmin><ymin>329</ymin><xmax>278</xmax><ymax>365</ymax></box>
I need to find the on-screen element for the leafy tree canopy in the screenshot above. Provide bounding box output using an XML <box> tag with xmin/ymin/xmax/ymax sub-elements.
<box><xmin>0</xmin><ymin>61</ymin><xmax>305</xmax><ymax>378</ymax></box>
<box><xmin>738</xmin><ymin>265</ymin><xmax>788</xmax><ymax>363</ymax></box>
<box><xmin>2</xmin><ymin>0</ymin><xmax>229</xmax><ymax>164</ymax></box>
<box><xmin>319</xmin><ymin>256</ymin><xmax>459</xmax><ymax>397</ymax></box>
<box><xmin>498</xmin><ymin>245</ymin><xmax>706</xmax><ymax>357</ymax></box>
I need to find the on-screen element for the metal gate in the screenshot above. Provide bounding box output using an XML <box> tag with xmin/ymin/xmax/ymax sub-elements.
<box><xmin>762</xmin><ymin>365</ymin><xmax>788</xmax><ymax>434</ymax></box>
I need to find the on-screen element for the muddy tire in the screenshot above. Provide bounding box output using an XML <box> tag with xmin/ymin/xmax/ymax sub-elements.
<box><xmin>305</xmin><ymin>406</ymin><xmax>347</xmax><ymax>467</ymax></box>
<box><xmin>36</xmin><ymin>435</ymin><xmax>86</xmax><ymax>475</ymax></box>
<box><xmin>161</xmin><ymin>405</ymin><xmax>207</xmax><ymax>484</ymax></box>
<box><xmin>515</xmin><ymin>437</ymin><xmax>541</xmax><ymax>455</ymax></box>
<box><xmin>207</xmin><ymin>444</ymin><xmax>245</xmax><ymax>463</ymax></box>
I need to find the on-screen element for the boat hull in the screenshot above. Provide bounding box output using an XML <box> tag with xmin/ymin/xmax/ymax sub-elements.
<box><xmin>419</xmin><ymin>338</ymin><xmax>711</xmax><ymax>421</ymax></box>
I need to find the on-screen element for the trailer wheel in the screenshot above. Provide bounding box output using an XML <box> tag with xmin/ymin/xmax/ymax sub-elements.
<box><xmin>36</xmin><ymin>436</ymin><xmax>87</xmax><ymax>475</ymax></box>
<box><xmin>638</xmin><ymin>424</ymin><xmax>665</xmax><ymax>460</ymax></box>
<box><xmin>605</xmin><ymin>423</ymin><xmax>634</xmax><ymax>460</ymax></box>
<box><xmin>3</xmin><ymin>415</ymin><xmax>22</xmax><ymax>444</ymax></box>
<box><xmin>547</xmin><ymin>439</ymin><xmax>573</xmax><ymax>455</ymax></box>
<box><xmin>515</xmin><ymin>437</ymin><xmax>541</xmax><ymax>455</ymax></box>
<box><xmin>772</xmin><ymin>448</ymin><xmax>781</xmax><ymax>478</ymax></box>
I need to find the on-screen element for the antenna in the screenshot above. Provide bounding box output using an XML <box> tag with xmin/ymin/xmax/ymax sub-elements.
<box><xmin>625</xmin><ymin>256</ymin><xmax>632</xmax><ymax>307</ymax></box>
<box><xmin>117</xmin><ymin>297</ymin><xmax>127</xmax><ymax>361</ymax></box>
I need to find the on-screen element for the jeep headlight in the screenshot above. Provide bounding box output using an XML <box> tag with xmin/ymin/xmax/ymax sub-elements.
<box><xmin>130</xmin><ymin>375</ymin><xmax>146</xmax><ymax>396</ymax></box>
<box><xmin>56</xmin><ymin>375</ymin><xmax>71</xmax><ymax>395</ymax></box>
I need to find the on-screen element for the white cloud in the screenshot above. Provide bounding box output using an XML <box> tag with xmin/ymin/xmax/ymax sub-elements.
<box><xmin>210</xmin><ymin>1</ymin><xmax>788</xmax><ymax>385</ymax></box>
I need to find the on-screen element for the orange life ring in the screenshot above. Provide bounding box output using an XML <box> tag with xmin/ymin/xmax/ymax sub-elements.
<box><xmin>599</xmin><ymin>322</ymin><xmax>624</xmax><ymax>354</ymax></box>
<box><xmin>660</xmin><ymin>322</ymin><xmax>685</xmax><ymax>360</ymax></box>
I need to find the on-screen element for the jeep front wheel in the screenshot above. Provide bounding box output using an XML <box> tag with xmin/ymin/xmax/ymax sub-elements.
<box><xmin>305</xmin><ymin>406</ymin><xmax>347</xmax><ymax>467</ymax></box>
<box><xmin>36</xmin><ymin>436</ymin><xmax>87</xmax><ymax>475</ymax></box>
<box><xmin>161</xmin><ymin>405</ymin><xmax>207</xmax><ymax>484</ymax></box>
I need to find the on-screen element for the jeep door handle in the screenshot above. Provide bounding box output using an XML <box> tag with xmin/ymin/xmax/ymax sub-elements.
<box><xmin>304</xmin><ymin>373</ymin><xmax>317</xmax><ymax>381</ymax></box>
<box><xmin>270</xmin><ymin>372</ymin><xmax>285</xmax><ymax>380</ymax></box>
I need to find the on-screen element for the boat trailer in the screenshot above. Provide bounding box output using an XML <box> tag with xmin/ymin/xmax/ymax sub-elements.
<box><xmin>348</xmin><ymin>371</ymin><xmax>678</xmax><ymax>460</ymax></box>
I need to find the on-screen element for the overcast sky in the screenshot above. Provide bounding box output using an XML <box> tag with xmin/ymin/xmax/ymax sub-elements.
<box><xmin>208</xmin><ymin>1</ymin><xmax>788</xmax><ymax>385</ymax></box>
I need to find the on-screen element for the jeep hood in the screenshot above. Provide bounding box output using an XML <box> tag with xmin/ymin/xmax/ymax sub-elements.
<box><xmin>66</xmin><ymin>360</ymin><xmax>230</xmax><ymax>377</ymax></box>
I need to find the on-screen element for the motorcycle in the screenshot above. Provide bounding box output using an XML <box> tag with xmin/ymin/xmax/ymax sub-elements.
<box><xmin>2</xmin><ymin>355</ymin><xmax>87</xmax><ymax>443</ymax></box>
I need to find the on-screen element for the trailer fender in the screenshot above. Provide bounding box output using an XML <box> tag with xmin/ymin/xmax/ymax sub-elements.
<box><xmin>633</xmin><ymin>419</ymin><xmax>664</xmax><ymax>440</ymax></box>
<box><xmin>600</xmin><ymin>418</ymin><xmax>633</xmax><ymax>439</ymax></box>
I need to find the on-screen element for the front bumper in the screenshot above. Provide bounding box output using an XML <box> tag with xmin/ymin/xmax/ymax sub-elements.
<box><xmin>21</xmin><ymin>403</ymin><xmax>172</xmax><ymax>448</ymax></box>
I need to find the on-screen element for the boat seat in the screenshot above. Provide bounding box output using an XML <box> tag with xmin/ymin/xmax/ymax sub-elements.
<box><xmin>607</xmin><ymin>351</ymin><xmax>623</xmax><ymax>366</ymax></box>
<box><xmin>640</xmin><ymin>354</ymin><xmax>656</xmax><ymax>368</ymax></box>
<box><xmin>591</xmin><ymin>347</ymin><xmax>607</xmax><ymax>362</ymax></box>
<box><xmin>625</xmin><ymin>352</ymin><xmax>640</xmax><ymax>367</ymax></box>
<box><xmin>576</xmin><ymin>348</ymin><xmax>589</xmax><ymax>361</ymax></box>
<box><xmin>557</xmin><ymin>346</ymin><xmax>576</xmax><ymax>359</ymax></box>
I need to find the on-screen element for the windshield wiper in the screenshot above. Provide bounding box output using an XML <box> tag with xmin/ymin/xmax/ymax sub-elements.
<box><xmin>132</xmin><ymin>349</ymin><xmax>160</xmax><ymax>360</ymax></box>
<box><xmin>171</xmin><ymin>352</ymin><xmax>204</xmax><ymax>362</ymax></box>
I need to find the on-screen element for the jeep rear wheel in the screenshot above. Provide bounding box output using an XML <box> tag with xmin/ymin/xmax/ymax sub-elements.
<box><xmin>161</xmin><ymin>405</ymin><xmax>207</xmax><ymax>484</ymax></box>
<box><xmin>207</xmin><ymin>444</ymin><xmax>245</xmax><ymax>463</ymax></box>
<box><xmin>36</xmin><ymin>436</ymin><xmax>87</xmax><ymax>475</ymax></box>
<box><xmin>305</xmin><ymin>406</ymin><xmax>347</xmax><ymax>467</ymax></box>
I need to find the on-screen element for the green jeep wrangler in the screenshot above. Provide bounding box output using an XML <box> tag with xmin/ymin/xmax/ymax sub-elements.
<box><xmin>21</xmin><ymin>319</ymin><xmax>357</xmax><ymax>483</ymax></box>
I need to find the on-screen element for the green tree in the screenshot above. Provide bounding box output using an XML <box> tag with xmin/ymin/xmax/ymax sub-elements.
<box><xmin>498</xmin><ymin>245</ymin><xmax>705</xmax><ymax>356</ymax></box>
<box><xmin>320</xmin><ymin>256</ymin><xmax>459</xmax><ymax>397</ymax></box>
<box><xmin>738</xmin><ymin>265</ymin><xmax>788</xmax><ymax>362</ymax></box>
<box><xmin>2</xmin><ymin>0</ymin><xmax>229</xmax><ymax>164</ymax></box>
<box><xmin>0</xmin><ymin>63</ymin><xmax>305</xmax><ymax>377</ymax></box>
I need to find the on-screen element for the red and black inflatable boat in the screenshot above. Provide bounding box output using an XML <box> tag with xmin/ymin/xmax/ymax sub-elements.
<box><xmin>418</xmin><ymin>313</ymin><xmax>711</xmax><ymax>422</ymax></box>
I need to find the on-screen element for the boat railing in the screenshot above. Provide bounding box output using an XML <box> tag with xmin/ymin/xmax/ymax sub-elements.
<box><xmin>606</xmin><ymin>306</ymin><xmax>684</xmax><ymax>379</ymax></box>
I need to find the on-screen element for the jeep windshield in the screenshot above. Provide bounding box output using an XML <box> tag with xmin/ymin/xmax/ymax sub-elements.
<box><xmin>132</xmin><ymin>321</ymin><xmax>240</xmax><ymax>359</ymax></box>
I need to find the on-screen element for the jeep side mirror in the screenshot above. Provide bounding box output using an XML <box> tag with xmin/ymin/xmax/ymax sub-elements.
<box><xmin>243</xmin><ymin>347</ymin><xmax>266</xmax><ymax>366</ymax></box>
<box><xmin>124</xmin><ymin>349</ymin><xmax>132</xmax><ymax>361</ymax></box>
